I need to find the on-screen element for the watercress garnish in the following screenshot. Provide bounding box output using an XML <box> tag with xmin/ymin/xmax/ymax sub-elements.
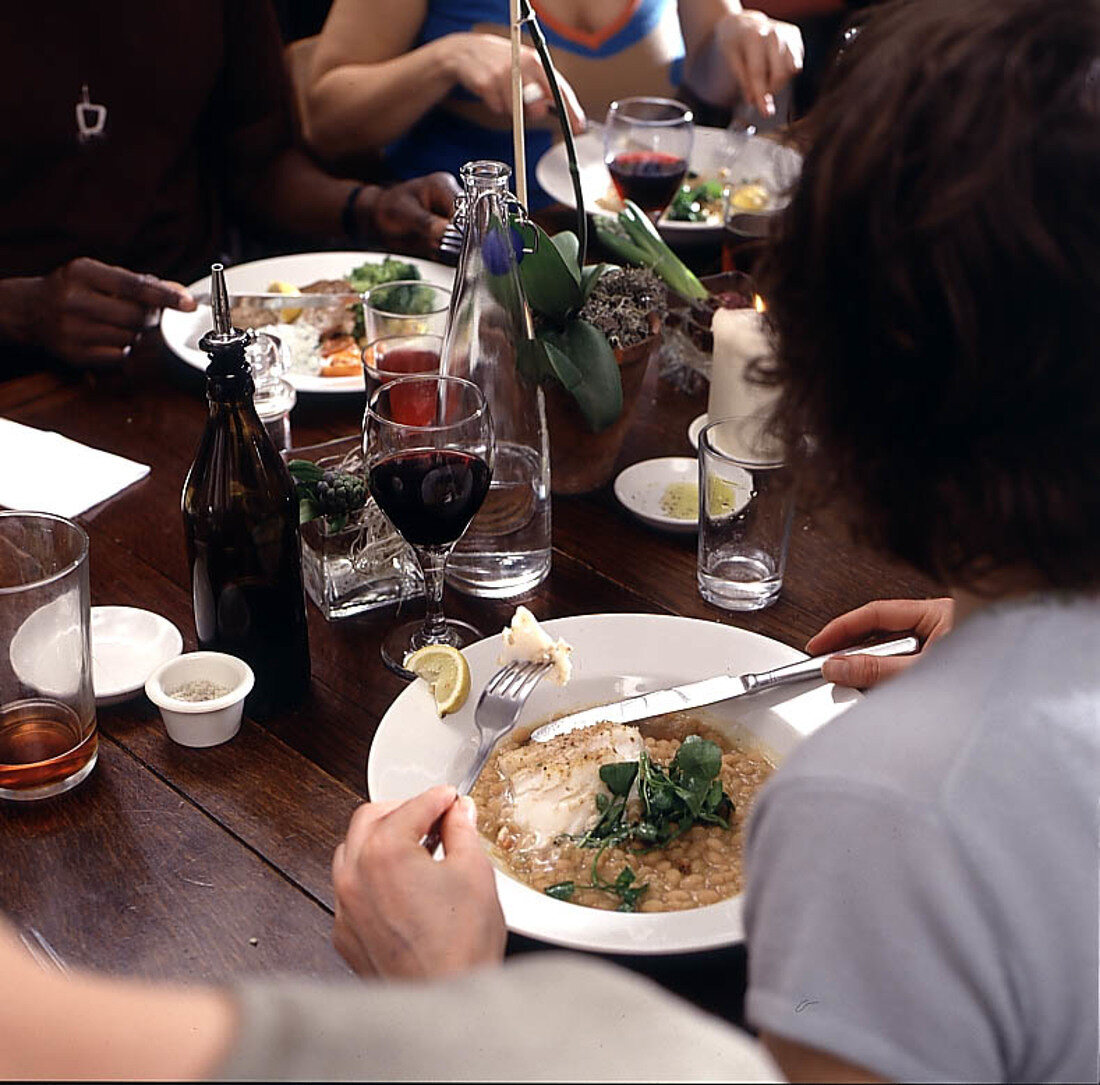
<box><xmin>542</xmin><ymin>736</ymin><xmax>734</xmax><ymax>912</ymax></box>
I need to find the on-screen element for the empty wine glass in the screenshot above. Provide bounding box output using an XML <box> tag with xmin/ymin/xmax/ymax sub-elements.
<box><xmin>364</xmin><ymin>374</ymin><xmax>494</xmax><ymax>675</ymax></box>
<box><xmin>604</xmin><ymin>97</ymin><xmax>695</xmax><ymax>222</ymax></box>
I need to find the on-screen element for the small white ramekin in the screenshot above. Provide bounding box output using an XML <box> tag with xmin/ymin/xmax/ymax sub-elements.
<box><xmin>144</xmin><ymin>651</ymin><xmax>254</xmax><ymax>748</ymax></box>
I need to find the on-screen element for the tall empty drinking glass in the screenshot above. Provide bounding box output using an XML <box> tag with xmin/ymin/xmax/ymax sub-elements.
<box><xmin>697</xmin><ymin>417</ymin><xmax>793</xmax><ymax>610</ymax></box>
<box><xmin>365</xmin><ymin>375</ymin><xmax>494</xmax><ymax>674</ymax></box>
<box><xmin>0</xmin><ymin>512</ymin><xmax>96</xmax><ymax>800</ymax></box>
<box><xmin>363</xmin><ymin>281</ymin><xmax>451</xmax><ymax>342</ymax></box>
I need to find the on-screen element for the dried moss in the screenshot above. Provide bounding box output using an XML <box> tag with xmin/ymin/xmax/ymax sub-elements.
<box><xmin>579</xmin><ymin>268</ymin><xmax>667</xmax><ymax>350</ymax></box>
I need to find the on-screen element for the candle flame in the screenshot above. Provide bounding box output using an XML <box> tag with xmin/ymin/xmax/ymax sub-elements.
<box><xmin>753</xmin><ymin>293</ymin><xmax>766</xmax><ymax>313</ymax></box>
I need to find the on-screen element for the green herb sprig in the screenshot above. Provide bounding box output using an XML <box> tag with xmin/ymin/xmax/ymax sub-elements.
<box><xmin>287</xmin><ymin>459</ymin><xmax>366</xmax><ymax>535</ymax></box>
<box><xmin>594</xmin><ymin>201</ymin><xmax>709</xmax><ymax>301</ymax></box>
<box><xmin>544</xmin><ymin>736</ymin><xmax>733</xmax><ymax>912</ymax></box>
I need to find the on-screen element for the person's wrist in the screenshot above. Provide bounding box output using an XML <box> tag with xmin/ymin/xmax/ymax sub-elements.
<box><xmin>434</xmin><ymin>34</ymin><xmax>463</xmax><ymax>83</ymax></box>
<box><xmin>0</xmin><ymin>276</ymin><xmax>44</xmax><ymax>347</ymax></box>
<box><xmin>350</xmin><ymin>184</ymin><xmax>382</xmax><ymax>244</ymax></box>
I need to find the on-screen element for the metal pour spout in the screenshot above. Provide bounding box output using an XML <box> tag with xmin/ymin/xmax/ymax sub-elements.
<box><xmin>198</xmin><ymin>263</ymin><xmax>249</xmax><ymax>363</ymax></box>
<box><xmin>210</xmin><ymin>263</ymin><xmax>232</xmax><ymax>338</ymax></box>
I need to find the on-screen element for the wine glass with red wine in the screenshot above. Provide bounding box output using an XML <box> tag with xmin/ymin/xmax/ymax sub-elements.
<box><xmin>604</xmin><ymin>97</ymin><xmax>695</xmax><ymax>222</ymax></box>
<box><xmin>364</xmin><ymin>374</ymin><xmax>494</xmax><ymax>675</ymax></box>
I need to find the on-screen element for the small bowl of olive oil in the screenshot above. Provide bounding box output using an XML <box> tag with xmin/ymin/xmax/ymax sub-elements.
<box><xmin>613</xmin><ymin>457</ymin><xmax>699</xmax><ymax>534</ymax></box>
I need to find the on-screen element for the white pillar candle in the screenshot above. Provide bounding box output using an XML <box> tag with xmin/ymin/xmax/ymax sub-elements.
<box><xmin>707</xmin><ymin>306</ymin><xmax>777</xmax><ymax>424</ymax></box>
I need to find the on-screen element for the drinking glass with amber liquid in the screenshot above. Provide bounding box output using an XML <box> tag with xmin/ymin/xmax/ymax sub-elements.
<box><xmin>0</xmin><ymin>512</ymin><xmax>97</xmax><ymax>800</ymax></box>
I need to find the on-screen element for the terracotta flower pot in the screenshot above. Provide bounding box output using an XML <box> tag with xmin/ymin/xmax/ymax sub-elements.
<box><xmin>544</xmin><ymin>325</ymin><xmax>661</xmax><ymax>496</ymax></box>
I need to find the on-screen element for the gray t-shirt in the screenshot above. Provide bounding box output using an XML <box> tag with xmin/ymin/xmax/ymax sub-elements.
<box><xmin>217</xmin><ymin>953</ymin><xmax>782</xmax><ymax>1081</ymax></box>
<box><xmin>744</xmin><ymin>594</ymin><xmax>1100</xmax><ymax>1083</ymax></box>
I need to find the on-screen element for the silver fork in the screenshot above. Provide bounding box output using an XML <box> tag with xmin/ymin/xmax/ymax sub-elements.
<box><xmin>421</xmin><ymin>659</ymin><xmax>552</xmax><ymax>853</ymax></box>
<box><xmin>437</xmin><ymin>219</ymin><xmax>465</xmax><ymax>264</ymax></box>
<box><xmin>18</xmin><ymin>925</ymin><xmax>69</xmax><ymax>973</ymax></box>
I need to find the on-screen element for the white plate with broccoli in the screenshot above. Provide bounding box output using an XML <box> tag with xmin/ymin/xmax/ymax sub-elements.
<box><xmin>536</xmin><ymin>126</ymin><xmax>802</xmax><ymax>244</ymax></box>
<box><xmin>162</xmin><ymin>251</ymin><xmax>454</xmax><ymax>394</ymax></box>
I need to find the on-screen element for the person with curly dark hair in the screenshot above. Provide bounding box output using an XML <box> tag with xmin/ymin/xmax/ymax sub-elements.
<box><xmin>740</xmin><ymin>0</ymin><xmax>1100</xmax><ymax>1079</ymax></box>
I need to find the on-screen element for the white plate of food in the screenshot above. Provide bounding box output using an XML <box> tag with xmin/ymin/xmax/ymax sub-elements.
<box><xmin>614</xmin><ymin>457</ymin><xmax>700</xmax><ymax>533</ymax></box>
<box><xmin>161</xmin><ymin>251</ymin><xmax>454</xmax><ymax>394</ymax></box>
<box><xmin>367</xmin><ymin>612</ymin><xmax>859</xmax><ymax>955</ymax></box>
<box><xmin>535</xmin><ymin>126</ymin><xmax>802</xmax><ymax>243</ymax></box>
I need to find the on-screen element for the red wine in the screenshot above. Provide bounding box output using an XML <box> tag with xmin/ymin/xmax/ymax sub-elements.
<box><xmin>370</xmin><ymin>449</ymin><xmax>491</xmax><ymax>547</ymax></box>
<box><xmin>608</xmin><ymin>152</ymin><xmax>688</xmax><ymax>214</ymax></box>
<box><xmin>374</xmin><ymin>347</ymin><xmax>440</xmax><ymax>427</ymax></box>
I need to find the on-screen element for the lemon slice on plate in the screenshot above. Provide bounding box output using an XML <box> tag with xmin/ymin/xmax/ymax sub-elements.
<box><xmin>267</xmin><ymin>280</ymin><xmax>302</xmax><ymax>322</ymax></box>
<box><xmin>404</xmin><ymin>644</ymin><xmax>471</xmax><ymax>717</ymax></box>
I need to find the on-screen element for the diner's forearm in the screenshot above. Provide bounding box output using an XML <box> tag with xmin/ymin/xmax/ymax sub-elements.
<box><xmin>305</xmin><ymin>38</ymin><xmax>460</xmax><ymax>161</ymax></box>
<box><xmin>679</xmin><ymin>0</ymin><xmax>744</xmax><ymax>56</ymax></box>
<box><xmin>0</xmin><ymin>277</ymin><xmax>41</xmax><ymax>347</ymax></box>
<box><xmin>0</xmin><ymin>931</ymin><xmax>234</xmax><ymax>1079</ymax></box>
<box><xmin>236</xmin><ymin>147</ymin><xmax>374</xmax><ymax>244</ymax></box>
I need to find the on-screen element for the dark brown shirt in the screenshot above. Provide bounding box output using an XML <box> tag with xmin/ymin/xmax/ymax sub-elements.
<box><xmin>0</xmin><ymin>1</ymin><xmax>294</xmax><ymax>283</ymax></box>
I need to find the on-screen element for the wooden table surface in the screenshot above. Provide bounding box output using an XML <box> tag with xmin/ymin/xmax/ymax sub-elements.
<box><xmin>0</xmin><ymin>250</ymin><xmax>940</xmax><ymax>1026</ymax></box>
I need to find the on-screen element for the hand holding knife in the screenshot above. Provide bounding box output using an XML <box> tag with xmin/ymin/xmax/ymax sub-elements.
<box><xmin>530</xmin><ymin>635</ymin><xmax>920</xmax><ymax>743</ymax></box>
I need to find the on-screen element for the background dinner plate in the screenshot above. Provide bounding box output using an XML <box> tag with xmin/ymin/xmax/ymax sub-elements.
<box><xmin>368</xmin><ymin>612</ymin><xmax>859</xmax><ymax>955</ymax></box>
<box><xmin>614</xmin><ymin>456</ymin><xmax>699</xmax><ymax>533</ymax></box>
<box><xmin>161</xmin><ymin>251</ymin><xmax>454</xmax><ymax>394</ymax></box>
<box><xmin>535</xmin><ymin>126</ymin><xmax>802</xmax><ymax>244</ymax></box>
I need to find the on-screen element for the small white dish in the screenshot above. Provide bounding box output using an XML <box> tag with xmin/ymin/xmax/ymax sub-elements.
<box><xmin>613</xmin><ymin>457</ymin><xmax>699</xmax><ymax>533</ymax></box>
<box><xmin>144</xmin><ymin>651</ymin><xmax>254</xmax><ymax>748</ymax></box>
<box><xmin>92</xmin><ymin>606</ymin><xmax>183</xmax><ymax>706</ymax></box>
<box><xmin>688</xmin><ymin>412</ymin><xmax>709</xmax><ymax>450</ymax></box>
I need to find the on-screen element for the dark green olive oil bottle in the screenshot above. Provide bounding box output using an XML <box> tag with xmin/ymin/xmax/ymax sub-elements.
<box><xmin>182</xmin><ymin>264</ymin><xmax>310</xmax><ymax>718</ymax></box>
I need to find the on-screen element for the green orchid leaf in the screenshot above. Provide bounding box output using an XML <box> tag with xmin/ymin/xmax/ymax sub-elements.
<box><xmin>580</xmin><ymin>262</ymin><xmax>616</xmax><ymax>302</ymax></box>
<box><xmin>549</xmin><ymin>231</ymin><xmax>582</xmax><ymax>280</ymax></box>
<box><xmin>540</xmin><ymin>336</ymin><xmax>585</xmax><ymax>391</ymax></box>
<box><xmin>542</xmin><ymin>320</ymin><xmax>623</xmax><ymax>433</ymax></box>
<box><xmin>518</xmin><ymin>221</ymin><xmax>583</xmax><ymax>320</ymax></box>
<box><xmin>516</xmin><ymin>337</ymin><xmax>554</xmax><ymax>383</ymax></box>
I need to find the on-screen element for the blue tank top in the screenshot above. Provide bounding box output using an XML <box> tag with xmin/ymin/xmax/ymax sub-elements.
<box><xmin>385</xmin><ymin>0</ymin><xmax>684</xmax><ymax>208</ymax></box>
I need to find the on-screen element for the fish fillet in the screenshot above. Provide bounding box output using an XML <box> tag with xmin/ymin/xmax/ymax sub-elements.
<box><xmin>498</xmin><ymin>722</ymin><xmax>643</xmax><ymax>845</ymax></box>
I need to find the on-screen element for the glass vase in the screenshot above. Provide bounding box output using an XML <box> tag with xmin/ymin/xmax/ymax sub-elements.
<box><xmin>439</xmin><ymin>160</ymin><xmax>551</xmax><ymax>599</ymax></box>
<box><xmin>286</xmin><ymin>436</ymin><xmax>421</xmax><ymax>620</ymax></box>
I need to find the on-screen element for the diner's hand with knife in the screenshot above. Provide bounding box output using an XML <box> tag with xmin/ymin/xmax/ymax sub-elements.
<box><xmin>808</xmin><ymin>598</ymin><xmax>955</xmax><ymax>689</ymax></box>
<box><xmin>332</xmin><ymin>785</ymin><xmax>505</xmax><ymax>978</ymax></box>
<box><xmin>0</xmin><ymin>258</ymin><xmax>197</xmax><ymax>369</ymax></box>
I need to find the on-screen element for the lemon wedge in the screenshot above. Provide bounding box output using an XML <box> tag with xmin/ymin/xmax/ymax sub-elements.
<box><xmin>267</xmin><ymin>280</ymin><xmax>302</xmax><ymax>323</ymax></box>
<box><xmin>729</xmin><ymin>182</ymin><xmax>771</xmax><ymax>212</ymax></box>
<box><xmin>405</xmin><ymin>644</ymin><xmax>471</xmax><ymax>717</ymax></box>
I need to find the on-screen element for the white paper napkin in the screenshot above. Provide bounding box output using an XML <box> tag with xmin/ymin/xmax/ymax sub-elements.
<box><xmin>0</xmin><ymin>417</ymin><xmax>150</xmax><ymax>518</ymax></box>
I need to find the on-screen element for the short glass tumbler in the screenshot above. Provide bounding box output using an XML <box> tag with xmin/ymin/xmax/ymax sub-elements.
<box><xmin>0</xmin><ymin>512</ymin><xmax>97</xmax><ymax>799</ymax></box>
<box><xmin>697</xmin><ymin>417</ymin><xmax>793</xmax><ymax>611</ymax></box>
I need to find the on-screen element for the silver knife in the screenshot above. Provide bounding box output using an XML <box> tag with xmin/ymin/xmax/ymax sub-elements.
<box><xmin>530</xmin><ymin>635</ymin><xmax>920</xmax><ymax>743</ymax></box>
<box><xmin>191</xmin><ymin>291</ymin><xmax>360</xmax><ymax>307</ymax></box>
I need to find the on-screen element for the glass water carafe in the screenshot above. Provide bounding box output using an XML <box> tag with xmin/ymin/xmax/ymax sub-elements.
<box><xmin>440</xmin><ymin>161</ymin><xmax>551</xmax><ymax>598</ymax></box>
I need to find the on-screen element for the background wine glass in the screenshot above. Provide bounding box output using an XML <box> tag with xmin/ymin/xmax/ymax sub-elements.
<box><xmin>364</xmin><ymin>374</ymin><xmax>494</xmax><ymax>675</ymax></box>
<box><xmin>604</xmin><ymin>97</ymin><xmax>695</xmax><ymax>222</ymax></box>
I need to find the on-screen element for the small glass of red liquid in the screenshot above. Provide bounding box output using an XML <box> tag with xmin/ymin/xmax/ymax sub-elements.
<box><xmin>604</xmin><ymin>97</ymin><xmax>695</xmax><ymax>221</ymax></box>
<box><xmin>363</xmin><ymin>333</ymin><xmax>443</xmax><ymax>428</ymax></box>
